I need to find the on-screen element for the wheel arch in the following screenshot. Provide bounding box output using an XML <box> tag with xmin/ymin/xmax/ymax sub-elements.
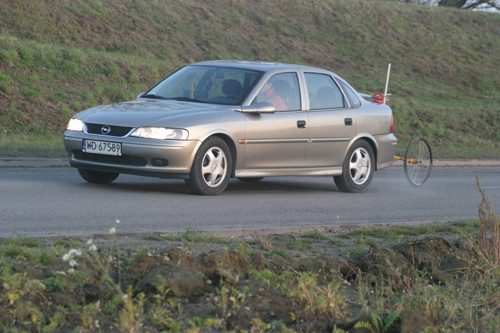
<box><xmin>348</xmin><ymin>134</ymin><xmax>378</xmax><ymax>170</ymax></box>
<box><xmin>209</xmin><ymin>133</ymin><xmax>238</xmax><ymax>177</ymax></box>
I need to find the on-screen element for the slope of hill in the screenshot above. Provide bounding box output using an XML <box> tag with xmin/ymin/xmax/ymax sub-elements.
<box><xmin>0</xmin><ymin>0</ymin><xmax>499</xmax><ymax>157</ymax></box>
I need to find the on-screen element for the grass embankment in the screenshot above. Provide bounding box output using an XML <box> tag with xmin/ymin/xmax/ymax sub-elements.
<box><xmin>0</xmin><ymin>0</ymin><xmax>499</xmax><ymax>158</ymax></box>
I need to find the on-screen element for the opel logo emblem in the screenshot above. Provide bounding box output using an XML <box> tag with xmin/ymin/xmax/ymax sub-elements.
<box><xmin>101</xmin><ymin>125</ymin><xmax>111</xmax><ymax>135</ymax></box>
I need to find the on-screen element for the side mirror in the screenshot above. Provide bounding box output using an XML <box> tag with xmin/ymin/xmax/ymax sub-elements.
<box><xmin>239</xmin><ymin>102</ymin><xmax>276</xmax><ymax>114</ymax></box>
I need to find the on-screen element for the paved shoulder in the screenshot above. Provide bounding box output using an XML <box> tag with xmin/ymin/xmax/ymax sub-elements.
<box><xmin>391</xmin><ymin>159</ymin><xmax>500</xmax><ymax>168</ymax></box>
<box><xmin>0</xmin><ymin>158</ymin><xmax>69</xmax><ymax>168</ymax></box>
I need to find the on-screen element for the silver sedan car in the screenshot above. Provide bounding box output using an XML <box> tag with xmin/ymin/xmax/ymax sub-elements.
<box><xmin>64</xmin><ymin>60</ymin><xmax>397</xmax><ymax>195</ymax></box>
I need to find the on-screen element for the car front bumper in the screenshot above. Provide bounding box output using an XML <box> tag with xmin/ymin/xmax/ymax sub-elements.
<box><xmin>64</xmin><ymin>132</ymin><xmax>201</xmax><ymax>179</ymax></box>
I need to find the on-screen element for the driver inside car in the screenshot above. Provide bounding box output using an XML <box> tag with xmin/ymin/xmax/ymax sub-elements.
<box><xmin>254</xmin><ymin>80</ymin><xmax>287</xmax><ymax>111</ymax></box>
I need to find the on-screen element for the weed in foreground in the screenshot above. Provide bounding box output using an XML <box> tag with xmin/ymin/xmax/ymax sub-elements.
<box><xmin>286</xmin><ymin>272</ymin><xmax>349</xmax><ymax>322</ymax></box>
<box><xmin>476</xmin><ymin>175</ymin><xmax>500</xmax><ymax>265</ymax></box>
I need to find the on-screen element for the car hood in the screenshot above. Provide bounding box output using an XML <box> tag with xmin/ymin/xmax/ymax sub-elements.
<box><xmin>76</xmin><ymin>99</ymin><xmax>236</xmax><ymax>127</ymax></box>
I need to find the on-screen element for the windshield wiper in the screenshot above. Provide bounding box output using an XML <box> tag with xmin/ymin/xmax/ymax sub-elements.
<box><xmin>168</xmin><ymin>97</ymin><xmax>206</xmax><ymax>103</ymax></box>
<box><xmin>141</xmin><ymin>93</ymin><xmax>167</xmax><ymax>100</ymax></box>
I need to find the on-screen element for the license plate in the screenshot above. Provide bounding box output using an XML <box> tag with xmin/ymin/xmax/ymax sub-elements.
<box><xmin>82</xmin><ymin>139</ymin><xmax>122</xmax><ymax>156</ymax></box>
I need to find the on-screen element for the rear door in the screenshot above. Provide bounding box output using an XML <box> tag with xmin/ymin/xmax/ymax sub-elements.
<box><xmin>304</xmin><ymin>72</ymin><xmax>358</xmax><ymax>167</ymax></box>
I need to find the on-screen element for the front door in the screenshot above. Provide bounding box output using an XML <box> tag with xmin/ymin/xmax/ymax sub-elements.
<box><xmin>243</xmin><ymin>72</ymin><xmax>307</xmax><ymax>169</ymax></box>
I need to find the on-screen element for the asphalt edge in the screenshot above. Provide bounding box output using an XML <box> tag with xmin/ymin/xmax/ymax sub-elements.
<box><xmin>1</xmin><ymin>157</ymin><xmax>499</xmax><ymax>168</ymax></box>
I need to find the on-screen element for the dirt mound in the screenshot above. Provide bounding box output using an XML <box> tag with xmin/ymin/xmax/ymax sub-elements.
<box><xmin>116</xmin><ymin>236</ymin><xmax>476</xmax><ymax>331</ymax></box>
<box><xmin>2</xmin><ymin>228</ymin><xmax>496</xmax><ymax>332</ymax></box>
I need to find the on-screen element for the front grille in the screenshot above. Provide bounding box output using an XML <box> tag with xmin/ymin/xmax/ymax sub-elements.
<box><xmin>85</xmin><ymin>123</ymin><xmax>133</xmax><ymax>137</ymax></box>
<box><xmin>73</xmin><ymin>151</ymin><xmax>147</xmax><ymax>166</ymax></box>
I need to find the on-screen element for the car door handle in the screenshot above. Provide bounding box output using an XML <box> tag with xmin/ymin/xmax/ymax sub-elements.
<box><xmin>297</xmin><ymin>120</ymin><xmax>306</xmax><ymax>128</ymax></box>
<box><xmin>345</xmin><ymin>118</ymin><xmax>352</xmax><ymax>126</ymax></box>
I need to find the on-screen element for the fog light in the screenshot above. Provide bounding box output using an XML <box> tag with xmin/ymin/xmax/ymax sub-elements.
<box><xmin>151</xmin><ymin>158</ymin><xmax>169</xmax><ymax>167</ymax></box>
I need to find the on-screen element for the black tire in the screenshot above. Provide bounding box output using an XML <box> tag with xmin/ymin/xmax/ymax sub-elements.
<box><xmin>78</xmin><ymin>169</ymin><xmax>119</xmax><ymax>184</ymax></box>
<box><xmin>404</xmin><ymin>136</ymin><xmax>432</xmax><ymax>186</ymax></box>
<box><xmin>334</xmin><ymin>140</ymin><xmax>375</xmax><ymax>193</ymax></box>
<box><xmin>237</xmin><ymin>177</ymin><xmax>264</xmax><ymax>183</ymax></box>
<box><xmin>185</xmin><ymin>137</ymin><xmax>232</xmax><ymax>195</ymax></box>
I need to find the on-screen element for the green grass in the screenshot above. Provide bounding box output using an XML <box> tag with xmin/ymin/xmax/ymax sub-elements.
<box><xmin>0</xmin><ymin>133</ymin><xmax>65</xmax><ymax>157</ymax></box>
<box><xmin>0</xmin><ymin>0</ymin><xmax>498</xmax><ymax>158</ymax></box>
<box><xmin>339</xmin><ymin>221</ymin><xmax>479</xmax><ymax>240</ymax></box>
<box><xmin>0</xmin><ymin>218</ymin><xmax>498</xmax><ymax>332</ymax></box>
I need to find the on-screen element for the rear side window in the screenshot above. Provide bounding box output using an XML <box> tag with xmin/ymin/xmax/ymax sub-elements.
<box><xmin>338</xmin><ymin>80</ymin><xmax>361</xmax><ymax>108</ymax></box>
<box><xmin>305</xmin><ymin>73</ymin><xmax>345</xmax><ymax>110</ymax></box>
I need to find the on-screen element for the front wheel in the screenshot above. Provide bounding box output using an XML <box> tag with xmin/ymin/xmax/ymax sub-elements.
<box><xmin>78</xmin><ymin>169</ymin><xmax>119</xmax><ymax>184</ymax></box>
<box><xmin>334</xmin><ymin>140</ymin><xmax>374</xmax><ymax>193</ymax></box>
<box><xmin>185</xmin><ymin>137</ymin><xmax>232</xmax><ymax>195</ymax></box>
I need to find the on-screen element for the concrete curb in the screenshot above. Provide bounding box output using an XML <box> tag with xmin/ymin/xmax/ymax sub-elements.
<box><xmin>0</xmin><ymin>157</ymin><xmax>499</xmax><ymax>168</ymax></box>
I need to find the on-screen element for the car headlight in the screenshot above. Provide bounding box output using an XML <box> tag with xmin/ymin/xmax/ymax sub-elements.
<box><xmin>67</xmin><ymin>118</ymin><xmax>84</xmax><ymax>132</ymax></box>
<box><xmin>130</xmin><ymin>127</ymin><xmax>189</xmax><ymax>140</ymax></box>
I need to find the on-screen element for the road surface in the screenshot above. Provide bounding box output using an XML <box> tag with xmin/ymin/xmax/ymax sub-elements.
<box><xmin>1</xmin><ymin>166</ymin><xmax>499</xmax><ymax>238</ymax></box>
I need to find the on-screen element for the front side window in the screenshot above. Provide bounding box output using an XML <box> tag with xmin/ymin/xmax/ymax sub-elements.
<box><xmin>252</xmin><ymin>72</ymin><xmax>301</xmax><ymax>111</ymax></box>
<box><xmin>144</xmin><ymin>65</ymin><xmax>262</xmax><ymax>105</ymax></box>
<box><xmin>305</xmin><ymin>73</ymin><xmax>345</xmax><ymax>110</ymax></box>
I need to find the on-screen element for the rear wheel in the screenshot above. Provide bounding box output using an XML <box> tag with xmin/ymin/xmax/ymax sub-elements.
<box><xmin>78</xmin><ymin>169</ymin><xmax>119</xmax><ymax>184</ymax></box>
<box><xmin>185</xmin><ymin>137</ymin><xmax>232</xmax><ymax>195</ymax></box>
<box><xmin>334</xmin><ymin>140</ymin><xmax>374</xmax><ymax>193</ymax></box>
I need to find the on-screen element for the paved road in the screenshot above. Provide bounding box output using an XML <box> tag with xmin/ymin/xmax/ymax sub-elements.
<box><xmin>1</xmin><ymin>166</ymin><xmax>499</xmax><ymax>238</ymax></box>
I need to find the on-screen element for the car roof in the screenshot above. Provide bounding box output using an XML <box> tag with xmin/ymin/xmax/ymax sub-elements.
<box><xmin>192</xmin><ymin>60</ymin><xmax>331</xmax><ymax>74</ymax></box>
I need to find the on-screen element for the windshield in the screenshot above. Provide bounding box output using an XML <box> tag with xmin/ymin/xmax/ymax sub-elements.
<box><xmin>143</xmin><ymin>65</ymin><xmax>263</xmax><ymax>105</ymax></box>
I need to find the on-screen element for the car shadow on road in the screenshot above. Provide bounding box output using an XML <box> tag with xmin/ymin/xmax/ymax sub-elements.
<box><xmin>227</xmin><ymin>178</ymin><xmax>338</xmax><ymax>194</ymax></box>
<box><xmin>77</xmin><ymin>177</ymin><xmax>340</xmax><ymax>195</ymax></box>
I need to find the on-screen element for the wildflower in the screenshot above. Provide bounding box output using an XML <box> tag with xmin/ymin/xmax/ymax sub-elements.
<box><xmin>63</xmin><ymin>248</ymin><xmax>82</xmax><ymax>269</ymax></box>
<box><xmin>69</xmin><ymin>249</ymin><xmax>82</xmax><ymax>256</ymax></box>
<box><xmin>342</xmin><ymin>280</ymin><xmax>351</xmax><ymax>287</ymax></box>
<box><xmin>63</xmin><ymin>249</ymin><xmax>82</xmax><ymax>261</ymax></box>
<box><xmin>115</xmin><ymin>219</ymin><xmax>120</xmax><ymax>224</ymax></box>
<box><xmin>8</xmin><ymin>292</ymin><xmax>20</xmax><ymax>305</ymax></box>
<box><xmin>109</xmin><ymin>227</ymin><xmax>116</xmax><ymax>235</ymax></box>
<box><xmin>89</xmin><ymin>244</ymin><xmax>98</xmax><ymax>252</ymax></box>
